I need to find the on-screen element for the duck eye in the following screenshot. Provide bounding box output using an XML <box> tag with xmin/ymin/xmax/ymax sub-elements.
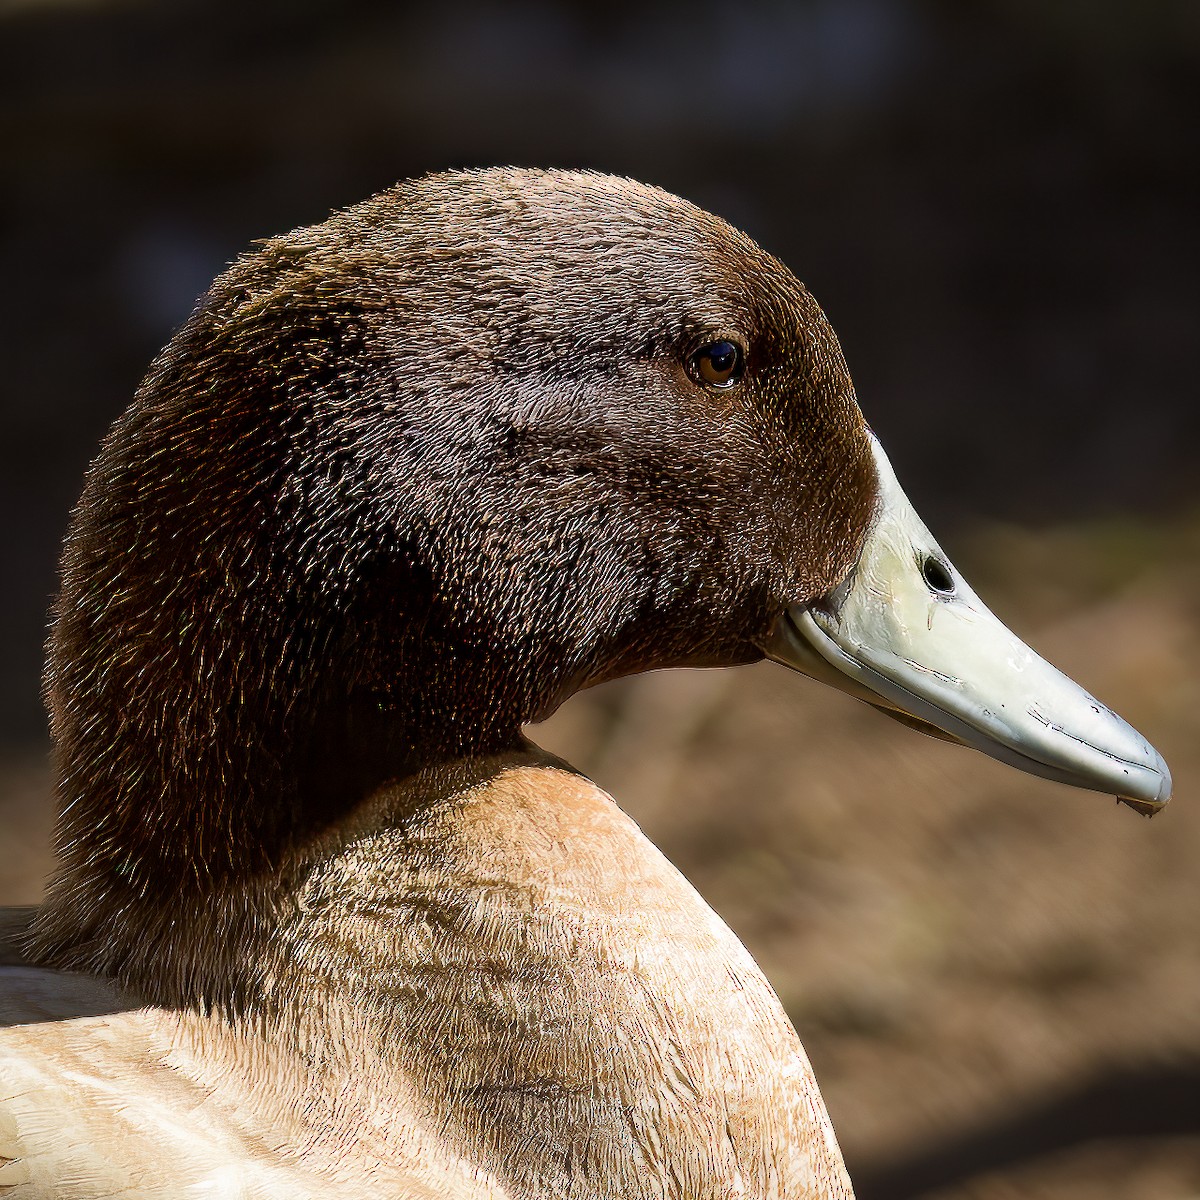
<box><xmin>690</xmin><ymin>340</ymin><xmax>745</xmax><ymax>389</ymax></box>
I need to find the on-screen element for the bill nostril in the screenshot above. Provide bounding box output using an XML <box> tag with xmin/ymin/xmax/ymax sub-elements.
<box><xmin>921</xmin><ymin>554</ymin><xmax>955</xmax><ymax>596</ymax></box>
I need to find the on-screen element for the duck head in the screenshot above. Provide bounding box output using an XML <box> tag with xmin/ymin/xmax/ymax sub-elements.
<box><xmin>44</xmin><ymin>170</ymin><xmax>1169</xmax><ymax>928</ymax></box>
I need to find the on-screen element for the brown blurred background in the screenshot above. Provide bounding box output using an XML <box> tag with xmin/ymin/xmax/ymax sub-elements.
<box><xmin>1</xmin><ymin>1</ymin><xmax>1198</xmax><ymax>1195</ymax></box>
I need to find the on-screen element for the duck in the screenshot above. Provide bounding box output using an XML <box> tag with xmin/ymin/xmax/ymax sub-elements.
<box><xmin>0</xmin><ymin>168</ymin><xmax>1171</xmax><ymax>1199</ymax></box>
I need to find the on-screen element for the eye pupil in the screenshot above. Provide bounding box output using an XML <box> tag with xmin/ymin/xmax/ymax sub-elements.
<box><xmin>691</xmin><ymin>340</ymin><xmax>745</xmax><ymax>388</ymax></box>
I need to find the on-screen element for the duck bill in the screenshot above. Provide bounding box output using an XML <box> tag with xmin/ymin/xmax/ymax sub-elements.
<box><xmin>763</xmin><ymin>434</ymin><xmax>1172</xmax><ymax>815</ymax></box>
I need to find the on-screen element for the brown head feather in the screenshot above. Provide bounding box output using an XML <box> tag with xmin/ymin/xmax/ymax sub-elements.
<box><xmin>34</xmin><ymin>169</ymin><xmax>876</xmax><ymax>976</ymax></box>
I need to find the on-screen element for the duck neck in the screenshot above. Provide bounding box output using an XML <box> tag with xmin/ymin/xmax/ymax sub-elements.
<box><xmin>33</xmin><ymin>674</ymin><xmax>527</xmax><ymax>976</ymax></box>
<box><xmin>36</xmin><ymin>503</ymin><xmax>747</xmax><ymax>974</ymax></box>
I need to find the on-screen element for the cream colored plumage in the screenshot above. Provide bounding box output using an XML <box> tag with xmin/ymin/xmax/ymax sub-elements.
<box><xmin>3</xmin><ymin>757</ymin><xmax>850</xmax><ymax>1198</ymax></box>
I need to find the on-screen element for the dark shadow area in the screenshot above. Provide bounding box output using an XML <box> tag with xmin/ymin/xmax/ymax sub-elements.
<box><xmin>0</xmin><ymin>906</ymin><xmax>37</xmax><ymax>966</ymax></box>
<box><xmin>1</xmin><ymin>906</ymin><xmax>139</xmax><ymax>1025</ymax></box>
<box><xmin>849</xmin><ymin>1060</ymin><xmax>1200</xmax><ymax>1200</ymax></box>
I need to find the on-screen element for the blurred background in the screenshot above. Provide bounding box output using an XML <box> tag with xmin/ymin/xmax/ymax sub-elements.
<box><xmin>1</xmin><ymin>0</ymin><xmax>1197</xmax><ymax>1195</ymax></box>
